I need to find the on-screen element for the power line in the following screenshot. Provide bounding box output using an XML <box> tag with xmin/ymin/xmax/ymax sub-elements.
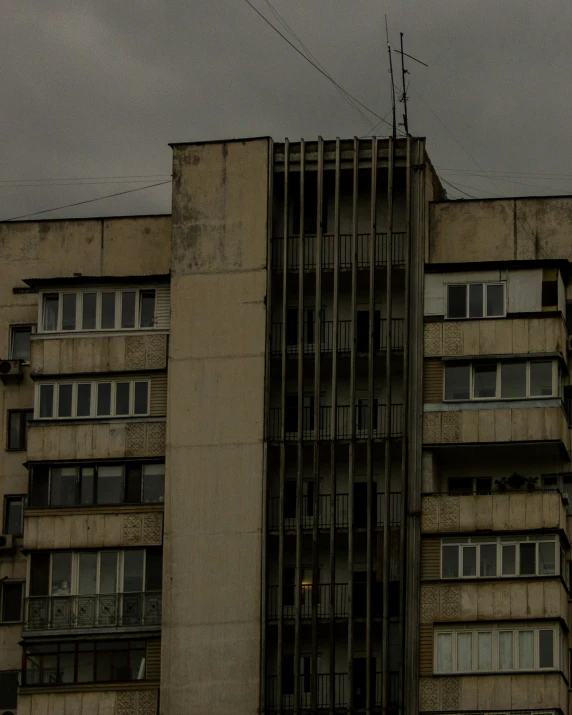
<box><xmin>242</xmin><ymin>0</ymin><xmax>402</xmax><ymax>134</ymax></box>
<box><xmin>0</xmin><ymin>174</ymin><xmax>171</xmax><ymax>185</ymax></box>
<box><xmin>2</xmin><ymin>181</ymin><xmax>172</xmax><ymax>222</ymax></box>
<box><xmin>436</xmin><ymin>168</ymin><xmax>572</xmax><ymax>179</ymax></box>
<box><xmin>0</xmin><ymin>179</ymin><xmax>173</xmax><ymax>189</ymax></box>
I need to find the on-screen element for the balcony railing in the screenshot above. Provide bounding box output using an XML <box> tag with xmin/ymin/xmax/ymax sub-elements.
<box><xmin>271</xmin><ymin>233</ymin><xmax>406</xmax><ymax>271</ymax></box>
<box><xmin>267</xmin><ymin>492</ymin><xmax>402</xmax><ymax>530</ymax></box>
<box><xmin>267</xmin><ymin>584</ymin><xmax>350</xmax><ymax>620</ymax></box>
<box><xmin>265</xmin><ymin>671</ymin><xmax>399</xmax><ymax>709</ymax></box>
<box><xmin>270</xmin><ymin>318</ymin><xmax>405</xmax><ymax>355</ymax></box>
<box><xmin>268</xmin><ymin>404</ymin><xmax>404</xmax><ymax>441</ymax></box>
<box><xmin>24</xmin><ymin>592</ymin><xmax>162</xmax><ymax>631</ymax></box>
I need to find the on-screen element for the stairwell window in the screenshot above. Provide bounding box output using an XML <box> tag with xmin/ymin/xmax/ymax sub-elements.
<box><xmin>446</xmin><ymin>282</ymin><xmax>505</xmax><ymax>319</ymax></box>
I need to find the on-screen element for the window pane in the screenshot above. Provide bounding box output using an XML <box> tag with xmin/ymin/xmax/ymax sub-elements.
<box><xmin>62</xmin><ymin>294</ymin><xmax>77</xmax><ymax>330</ymax></box>
<box><xmin>477</xmin><ymin>631</ymin><xmax>492</xmax><ymax>670</ymax></box>
<box><xmin>29</xmin><ymin>552</ymin><xmax>50</xmax><ymax>596</ymax></box>
<box><xmin>499</xmin><ymin>631</ymin><xmax>514</xmax><ymax>669</ymax></box>
<box><xmin>97</xmin><ymin>466</ymin><xmax>123</xmax><ymax>504</ymax></box>
<box><xmin>78</xmin><ymin>553</ymin><xmax>97</xmax><ymax>595</ymax></box>
<box><xmin>502</xmin><ymin>544</ymin><xmax>516</xmax><ymax>575</ymax></box>
<box><xmin>100</xmin><ymin>552</ymin><xmax>118</xmax><ymax>594</ymax></box>
<box><xmin>486</xmin><ymin>284</ymin><xmax>505</xmax><ymax>316</ymax></box>
<box><xmin>125</xmin><ymin>465</ymin><xmax>142</xmax><ymax>503</ymax></box>
<box><xmin>445</xmin><ymin>365</ymin><xmax>470</xmax><ymax>400</ymax></box>
<box><xmin>50</xmin><ymin>467</ymin><xmax>77</xmax><ymax>506</ymax></box>
<box><xmin>480</xmin><ymin>544</ymin><xmax>497</xmax><ymax>576</ymax></box>
<box><xmin>77</xmin><ymin>650</ymin><xmax>94</xmax><ymax>682</ymax></box>
<box><xmin>539</xmin><ymin>542</ymin><xmax>556</xmax><ymax>575</ymax></box>
<box><xmin>442</xmin><ymin>545</ymin><xmax>459</xmax><ymax>577</ymax></box>
<box><xmin>468</xmin><ymin>284</ymin><xmax>484</xmax><ymax>318</ymax></box>
<box><xmin>58</xmin><ymin>383</ymin><xmax>73</xmax><ymax>417</ymax></box>
<box><xmin>518</xmin><ymin>630</ymin><xmax>534</xmax><ymax>669</ymax></box>
<box><xmin>457</xmin><ymin>632</ymin><xmax>472</xmax><ymax>671</ymax></box>
<box><xmin>121</xmin><ymin>292</ymin><xmax>136</xmax><ymax>328</ymax></box>
<box><xmin>130</xmin><ymin>646</ymin><xmax>146</xmax><ymax>680</ymax></box>
<box><xmin>8</xmin><ymin>411</ymin><xmax>22</xmax><ymax>449</ymax></box>
<box><xmin>538</xmin><ymin>629</ymin><xmax>554</xmax><ymax>668</ymax></box>
<box><xmin>520</xmin><ymin>543</ymin><xmax>536</xmax><ymax>575</ymax></box>
<box><xmin>145</xmin><ymin>548</ymin><xmax>163</xmax><ymax>591</ymax></box>
<box><xmin>436</xmin><ymin>633</ymin><xmax>452</xmax><ymax>672</ymax></box>
<box><xmin>123</xmin><ymin>550</ymin><xmax>144</xmax><ymax>592</ymax></box>
<box><xmin>140</xmin><ymin>290</ymin><xmax>156</xmax><ymax>328</ymax></box>
<box><xmin>530</xmin><ymin>361</ymin><xmax>553</xmax><ymax>396</ymax></box>
<box><xmin>77</xmin><ymin>383</ymin><xmax>92</xmax><ymax>417</ymax></box>
<box><xmin>462</xmin><ymin>546</ymin><xmax>477</xmax><ymax>576</ymax></box>
<box><xmin>134</xmin><ymin>382</ymin><xmax>149</xmax><ymax>414</ymax></box>
<box><xmin>5</xmin><ymin>498</ymin><xmax>23</xmax><ymax>536</ymax></box>
<box><xmin>31</xmin><ymin>465</ymin><xmax>50</xmax><ymax>506</ymax></box>
<box><xmin>82</xmin><ymin>293</ymin><xmax>97</xmax><ymax>329</ymax></box>
<box><xmin>0</xmin><ymin>671</ymin><xmax>18</xmax><ymax>707</ymax></box>
<box><xmin>97</xmin><ymin>383</ymin><xmax>112</xmax><ymax>416</ymax></box>
<box><xmin>115</xmin><ymin>382</ymin><xmax>130</xmax><ymax>416</ymax></box>
<box><xmin>12</xmin><ymin>327</ymin><xmax>31</xmax><ymax>362</ymax></box>
<box><xmin>473</xmin><ymin>364</ymin><xmax>497</xmax><ymax>398</ymax></box>
<box><xmin>60</xmin><ymin>652</ymin><xmax>75</xmax><ymax>683</ymax></box>
<box><xmin>101</xmin><ymin>292</ymin><xmax>116</xmax><ymax>329</ymax></box>
<box><xmin>39</xmin><ymin>384</ymin><xmax>54</xmax><ymax>418</ymax></box>
<box><xmin>80</xmin><ymin>467</ymin><xmax>95</xmax><ymax>505</ymax></box>
<box><xmin>447</xmin><ymin>285</ymin><xmax>467</xmax><ymax>319</ymax></box>
<box><xmin>51</xmin><ymin>552</ymin><xmax>72</xmax><ymax>595</ymax></box>
<box><xmin>43</xmin><ymin>294</ymin><xmax>59</xmax><ymax>331</ymax></box>
<box><xmin>95</xmin><ymin>647</ymin><xmax>129</xmax><ymax>682</ymax></box>
<box><xmin>501</xmin><ymin>362</ymin><xmax>527</xmax><ymax>398</ymax></box>
<box><xmin>143</xmin><ymin>464</ymin><xmax>165</xmax><ymax>503</ymax></box>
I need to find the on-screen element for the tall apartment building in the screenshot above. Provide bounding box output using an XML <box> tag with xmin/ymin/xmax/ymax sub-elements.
<box><xmin>0</xmin><ymin>135</ymin><xmax>570</xmax><ymax>715</ymax></box>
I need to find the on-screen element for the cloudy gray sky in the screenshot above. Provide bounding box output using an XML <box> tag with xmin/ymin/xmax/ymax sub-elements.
<box><xmin>2</xmin><ymin>0</ymin><xmax>571</xmax><ymax>220</ymax></box>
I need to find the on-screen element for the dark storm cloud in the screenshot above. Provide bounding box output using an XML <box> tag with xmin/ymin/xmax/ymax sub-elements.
<box><xmin>2</xmin><ymin>0</ymin><xmax>572</xmax><ymax>219</ymax></box>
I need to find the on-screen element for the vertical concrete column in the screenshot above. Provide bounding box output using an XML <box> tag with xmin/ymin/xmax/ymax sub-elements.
<box><xmin>163</xmin><ymin>139</ymin><xmax>270</xmax><ymax>715</ymax></box>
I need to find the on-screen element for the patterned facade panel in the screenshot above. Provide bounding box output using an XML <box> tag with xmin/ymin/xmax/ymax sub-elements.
<box><xmin>443</xmin><ymin>322</ymin><xmax>462</xmax><ymax>355</ymax></box>
<box><xmin>125</xmin><ymin>336</ymin><xmax>146</xmax><ymax>370</ymax></box>
<box><xmin>421</xmin><ymin>497</ymin><xmax>438</xmax><ymax>532</ymax></box>
<box><xmin>441</xmin><ymin>411</ymin><xmax>461</xmax><ymax>443</ymax></box>
<box><xmin>423</xmin><ymin>412</ymin><xmax>441</xmax><ymax>443</ymax></box>
<box><xmin>424</xmin><ymin>323</ymin><xmax>442</xmax><ymax>357</ymax></box>
<box><xmin>121</xmin><ymin>512</ymin><xmax>163</xmax><ymax>546</ymax></box>
<box><xmin>420</xmin><ymin>585</ymin><xmax>439</xmax><ymax>623</ymax></box>
<box><xmin>419</xmin><ymin>678</ymin><xmax>459</xmax><ymax>712</ymax></box>
<box><xmin>126</xmin><ymin>422</ymin><xmax>165</xmax><ymax>457</ymax></box>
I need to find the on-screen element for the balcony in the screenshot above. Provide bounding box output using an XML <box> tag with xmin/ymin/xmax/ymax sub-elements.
<box><xmin>267</xmin><ymin>492</ymin><xmax>402</xmax><ymax>530</ymax></box>
<box><xmin>24</xmin><ymin>592</ymin><xmax>162</xmax><ymax>633</ymax></box>
<box><xmin>421</xmin><ymin>489</ymin><xmax>568</xmax><ymax>534</ymax></box>
<box><xmin>270</xmin><ymin>318</ymin><xmax>405</xmax><ymax>355</ymax></box>
<box><xmin>271</xmin><ymin>232</ymin><xmax>406</xmax><ymax>271</ymax></box>
<box><xmin>268</xmin><ymin>404</ymin><xmax>404</xmax><ymax>441</ymax></box>
<box><xmin>266</xmin><ymin>672</ymin><xmax>399</xmax><ymax>710</ymax></box>
<box><xmin>268</xmin><ymin>584</ymin><xmax>349</xmax><ymax>620</ymax></box>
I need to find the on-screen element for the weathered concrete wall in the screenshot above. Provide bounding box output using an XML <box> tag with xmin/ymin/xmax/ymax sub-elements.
<box><xmin>162</xmin><ymin>139</ymin><xmax>269</xmax><ymax>714</ymax></box>
<box><xmin>429</xmin><ymin>197</ymin><xmax>572</xmax><ymax>264</ymax></box>
<box><xmin>18</xmin><ymin>688</ymin><xmax>159</xmax><ymax>715</ymax></box>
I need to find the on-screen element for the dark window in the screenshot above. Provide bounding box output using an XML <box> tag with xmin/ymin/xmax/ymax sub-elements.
<box><xmin>447</xmin><ymin>285</ymin><xmax>467</xmax><ymax>318</ymax></box>
<box><xmin>283</xmin><ymin>481</ymin><xmax>296</xmax><ymax>519</ymax></box>
<box><xmin>97</xmin><ymin>466</ymin><xmax>123</xmax><ymax>504</ymax></box>
<box><xmin>7</xmin><ymin>409</ymin><xmax>33</xmax><ymax>450</ymax></box>
<box><xmin>520</xmin><ymin>543</ymin><xmax>536</xmax><ymax>575</ymax></box>
<box><xmin>442</xmin><ymin>545</ymin><xmax>459</xmax><ymax>577</ymax></box>
<box><xmin>285</xmin><ymin>309</ymin><xmax>297</xmax><ymax>349</ymax></box>
<box><xmin>121</xmin><ymin>292</ymin><xmax>136</xmax><ymax>329</ymax></box>
<box><xmin>475</xmin><ymin>478</ymin><xmax>492</xmax><ymax>495</ymax></box>
<box><xmin>448</xmin><ymin>478</ymin><xmax>473</xmax><ymax>496</ymax></box>
<box><xmin>282</xmin><ymin>567</ymin><xmax>295</xmax><ymax>607</ymax></box>
<box><xmin>50</xmin><ymin>468</ymin><xmax>77</xmax><ymax>506</ymax></box>
<box><xmin>282</xmin><ymin>654</ymin><xmax>294</xmax><ymax>695</ymax></box>
<box><xmin>82</xmin><ymin>292</ymin><xmax>97</xmax><ymax>330</ymax></box>
<box><xmin>80</xmin><ymin>467</ymin><xmax>95</xmax><ymax>505</ymax></box>
<box><xmin>11</xmin><ymin>325</ymin><xmax>33</xmax><ymax>362</ymax></box>
<box><xmin>42</xmin><ymin>294</ymin><xmax>59</xmax><ymax>331</ymax></box>
<box><xmin>58</xmin><ymin>384</ymin><xmax>73</xmax><ymax>417</ymax></box>
<box><xmin>530</xmin><ymin>361</ymin><xmax>553</xmax><ymax>396</ymax></box>
<box><xmin>542</xmin><ymin>271</ymin><xmax>558</xmax><ymax>308</ymax></box>
<box><xmin>145</xmin><ymin>548</ymin><xmax>163</xmax><ymax>591</ymax></box>
<box><xmin>139</xmin><ymin>290</ymin><xmax>156</xmax><ymax>328</ymax></box>
<box><xmin>473</xmin><ymin>364</ymin><xmax>497</xmax><ymax>398</ymax></box>
<box><xmin>501</xmin><ymin>361</ymin><xmax>527</xmax><ymax>398</ymax></box>
<box><xmin>142</xmin><ymin>464</ymin><xmax>164</xmax><ymax>503</ymax></box>
<box><xmin>39</xmin><ymin>384</ymin><xmax>54</xmax><ymax>418</ymax></box>
<box><xmin>486</xmin><ymin>284</ymin><xmax>505</xmax><ymax>316</ymax></box>
<box><xmin>539</xmin><ymin>630</ymin><xmax>554</xmax><ymax>668</ymax></box>
<box><xmin>133</xmin><ymin>382</ymin><xmax>149</xmax><ymax>415</ymax></box>
<box><xmin>97</xmin><ymin>383</ymin><xmax>112</xmax><ymax>416</ymax></box>
<box><xmin>444</xmin><ymin>364</ymin><xmax>470</xmax><ymax>400</ymax></box>
<box><xmin>1</xmin><ymin>581</ymin><xmax>23</xmax><ymax>622</ymax></box>
<box><xmin>0</xmin><ymin>671</ymin><xmax>18</xmax><ymax>708</ymax></box>
<box><xmin>468</xmin><ymin>284</ymin><xmax>483</xmax><ymax>318</ymax></box>
<box><xmin>291</xmin><ymin>173</ymin><xmax>327</xmax><ymax>235</ymax></box>
<box><xmin>125</xmin><ymin>465</ymin><xmax>142</xmax><ymax>504</ymax></box>
<box><xmin>123</xmin><ymin>550</ymin><xmax>144</xmax><ymax>592</ymax></box>
<box><xmin>116</xmin><ymin>383</ymin><xmax>131</xmax><ymax>416</ymax></box>
<box><xmin>61</xmin><ymin>293</ymin><xmax>77</xmax><ymax>331</ymax></box>
<box><xmin>29</xmin><ymin>552</ymin><xmax>51</xmax><ymax>596</ymax></box>
<box><xmin>77</xmin><ymin>383</ymin><xmax>92</xmax><ymax>417</ymax></box>
<box><xmin>101</xmin><ymin>292</ymin><xmax>116</xmax><ymax>329</ymax></box>
<box><xmin>30</xmin><ymin>465</ymin><xmax>50</xmax><ymax>507</ymax></box>
<box><xmin>4</xmin><ymin>496</ymin><xmax>24</xmax><ymax>536</ymax></box>
<box><xmin>285</xmin><ymin>395</ymin><xmax>298</xmax><ymax>433</ymax></box>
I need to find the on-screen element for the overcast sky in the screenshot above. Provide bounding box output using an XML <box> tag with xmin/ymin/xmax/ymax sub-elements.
<box><xmin>2</xmin><ymin>0</ymin><xmax>572</xmax><ymax>220</ymax></box>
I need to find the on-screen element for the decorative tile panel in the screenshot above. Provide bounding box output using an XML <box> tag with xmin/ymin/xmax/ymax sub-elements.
<box><xmin>443</xmin><ymin>322</ymin><xmax>462</xmax><ymax>355</ymax></box>
<box><xmin>424</xmin><ymin>323</ymin><xmax>442</xmax><ymax>357</ymax></box>
<box><xmin>146</xmin><ymin>334</ymin><xmax>167</xmax><ymax>368</ymax></box>
<box><xmin>142</xmin><ymin>512</ymin><xmax>163</xmax><ymax>544</ymax></box>
<box><xmin>441</xmin><ymin>411</ymin><xmax>461</xmax><ymax>443</ymax></box>
<box><xmin>126</xmin><ymin>423</ymin><xmax>146</xmax><ymax>457</ymax></box>
<box><xmin>423</xmin><ymin>412</ymin><xmax>441</xmax><ymax>443</ymax></box>
<box><xmin>440</xmin><ymin>677</ymin><xmax>460</xmax><ymax>710</ymax></box>
<box><xmin>420</xmin><ymin>586</ymin><xmax>439</xmax><ymax>623</ymax></box>
<box><xmin>439</xmin><ymin>497</ymin><xmax>459</xmax><ymax>531</ymax></box>
<box><xmin>147</xmin><ymin>423</ymin><xmax>165</xmax><ymax>455</ymax></box>
<box><xmin>117</xmin><ymin>691</ymin><xmax>137</xmax><ymax>715</ymax></box>
<box><xmin>421</xmin><ymin>497</ymin><xmax>438</xmax><ymax>532</ymax></box>
<box><xmin>126</xmin><ymin>336</ymin><xmax>146</xmax><ymax>370</ymax></box>
<box><xmin>419</xmin><ymin>678</ymin><xmax>439</xmax><ymax>711</ymax></box>
<box><xmin>138</xmin><ymin>690</ymin><xmax>159</xmax><ymax>714</ymax></box>
<box><xmin>440</xmin><ymin>586</ymin><xmax>461</xmax><ymax>619</ymax></box>
<box><xmin>122</xmin><ymin>514</ymin><xmax>142</xmax><ymax>545</ymax></box>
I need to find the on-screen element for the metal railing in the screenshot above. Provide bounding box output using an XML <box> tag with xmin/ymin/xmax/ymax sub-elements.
<box><xmin>24</xmin><ymin>592</ymin><xmax>162</xmax><ymax>631</ymax></box>
<box><xmin>267</xmin><ymin>492</ymin><xmax>402</xmax><ymax>530</ymax></box>
<box><xmin>271</xmin><ymin>233</ymin><xmax>407</xmax><ymax>271</ymax></box>
<box><xmin>267</xmin><ymin>584</ymin><xmax>350</xmax><ymax>620</ymax></box>
<box><xmin>270</xmin><ymin>318</ymin><xmax>405</xmax><ymax>355</ymax></box>
<box><xmin>268</xmin><ymin>404</ymin><xmax>404</xmax><ymax>440</ymax></box>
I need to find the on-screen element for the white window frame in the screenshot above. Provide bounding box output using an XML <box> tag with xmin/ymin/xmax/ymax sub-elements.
<box><xmin>445</xmin><ymin>282</ymin><xmax>506</xmax><ymax>320</ymax></box>
<box><xmin>39</xmin><ymin>288</ymin><xmax>157</xmax><ymax>334</ymax></box>
<box><xmin>434</xmin><ymin>623</ymin><xmax>560</xmax><ymax>673</ymax></box>
<box><xmin>35</xmin><ymin>379</ymin><xmax>150</xmax><ymax>420</ymax></box>
<box><xmin>441</xmin><ymin>534</ymin><xmax>559</xmax><ymax>579</ymax></box>
<box><xmin>444</xmin><ymin>359</ymin><xmax>558</xmax><ymax>402</ymax></box>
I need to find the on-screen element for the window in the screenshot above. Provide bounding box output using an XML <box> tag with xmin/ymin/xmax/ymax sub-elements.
<box><xmin>448</xmin><ymin>477</ymin><xmax>492</xmax><ymax>495</ymax></box>
<box><xmin>1</xmin><ymin>581</ymin><xmax>23</xmax><ymax>622</ymax></box>
<box><xmin>444</xmin><ymin>360</ymin><xmax>556</xmax><ymax>401</ymax></box>
<box><xmin>441</xmin><ymin>535</ymin><xmax>558</xmax><ymax>579</ymax></box>
<box><xmin>0</xmin><ymin>671</ymin><xmax>18</xmax><ymax>708</ymax></box>
<box><xmin>40</xmin><ymin>288</ymin><xmax>158</xmax><ymax>332</ymax></box>
<box><xmin>36</xmin><ymin>379</ymin><xmax>150</xmax><ymax>419</ymax></box>
<box><xmin>435</xmin><ymin>624</ymin><xmax>561</xmax><ymax>673</ymax></box>
<box><xmin>4</xmin><ymin>495</ymin><xmax>24</xmax><ymax>536</ymax></box>
<box><xmin>7</xmin><ymin>408</ymin><xmax>33</xmax><ymax>450</ymax></box>
<box><xmin>23</xmin><ymin>639</ymin><xmax>148</xmax><ymax>686</ymax></box>
<box><xmin>446</xmin><ymin>283</ymin><xmax>505</xmax><ymax>319</ymax></box>
<box><xmin>541</xmin><ymin>268</ymin><xmax>559</xmax><ymax>309</ymax></box>
<box><xmin>29</xmin><ymin>462</ymin><xmax>165</xmax><ymax>507</ymax></box>
<box><xmin>10</xmin><ymin>324</ymin><xmax>34</xmax><ymax>362</ymax></box>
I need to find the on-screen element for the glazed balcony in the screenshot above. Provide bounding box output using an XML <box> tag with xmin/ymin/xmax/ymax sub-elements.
<box><xmin>271</xmin><ymin>232</ymin><xmax>406</xmax><ymax>272</ymax></box>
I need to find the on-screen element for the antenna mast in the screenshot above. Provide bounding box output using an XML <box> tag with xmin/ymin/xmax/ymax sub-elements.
<box><xmin>385</xmin><ymin>16</ymin><xmax>397</xmax><ymax>141</ymax></box>
<box><xmin>399</xmin><ymin>33</ymin><xmax>409</xmax><ymax>135</ymax></box>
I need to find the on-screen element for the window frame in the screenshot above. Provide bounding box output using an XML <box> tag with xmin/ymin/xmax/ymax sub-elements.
<box><xmin>39</xmin><ymin>288</ymin><xmax>157</xmax><ymax>333</ymax></box>
<box><xmin>446</xmin><ymin>282</ymin><xmax>506</xmax><ymax>320</ymax></box>
<box><xmin>3</xmin><ymin>494</ymin><xmax>25</xmax><ymax>536</ymax></box>
<box><xmin>441</xmin><ymin>534</ymin><xmax>559</xmax><ymax>580</ymax></box>
<box><xmin>0</xmin><ymin>580</ymin><xmax>24</xmax><ymax>623</ymax></box>
<box><xmin>35</xmin><ymin>379</ymin><xmax>151</xmax><ymax>420</ymax></box>
<box><xmin>10</xmin><ymin>323</ymin><xmax>35</xmax><ymax>363</ymax></box>
<box><xmin>444</xmin><ymin>359</ymin><xmax>558</xmax><ymax>402</ymax></box>
<box><xmin>6</xmin><ymin>408</ymin><xmax>33</xmax><ymax>450</ymax></box>
<box><xmin>434</xmin><ymin>623</ymin><xmax>561</xmax><ymax>674</ymax></box>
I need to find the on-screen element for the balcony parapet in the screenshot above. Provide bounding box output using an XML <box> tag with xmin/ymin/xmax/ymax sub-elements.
<box><xmin>421</xmin><ymin>491</ymin><xmax>568</xmax><ymax>535</ymax></box>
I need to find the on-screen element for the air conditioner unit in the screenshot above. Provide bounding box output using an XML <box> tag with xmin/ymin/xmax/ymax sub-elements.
<box><xmin>0</xmin><ymin>535</ymin><xmax>14</xmax><ymax>550</ymax></box>
<box><xmin>0</xmin><ymin>359</ymin><xmax>22</xmax><ymax>383</ymax></box>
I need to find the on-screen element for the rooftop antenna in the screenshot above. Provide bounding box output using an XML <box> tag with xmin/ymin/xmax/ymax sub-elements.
<box><xmin>393</xmin><ymin>36</ymin><xmax>428</xmax><ymax>136</ymax></box>
<box><xmin>385</xmin><ymin>15</ymin><xmax>397</xmax><ymax>141</ymax></box>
